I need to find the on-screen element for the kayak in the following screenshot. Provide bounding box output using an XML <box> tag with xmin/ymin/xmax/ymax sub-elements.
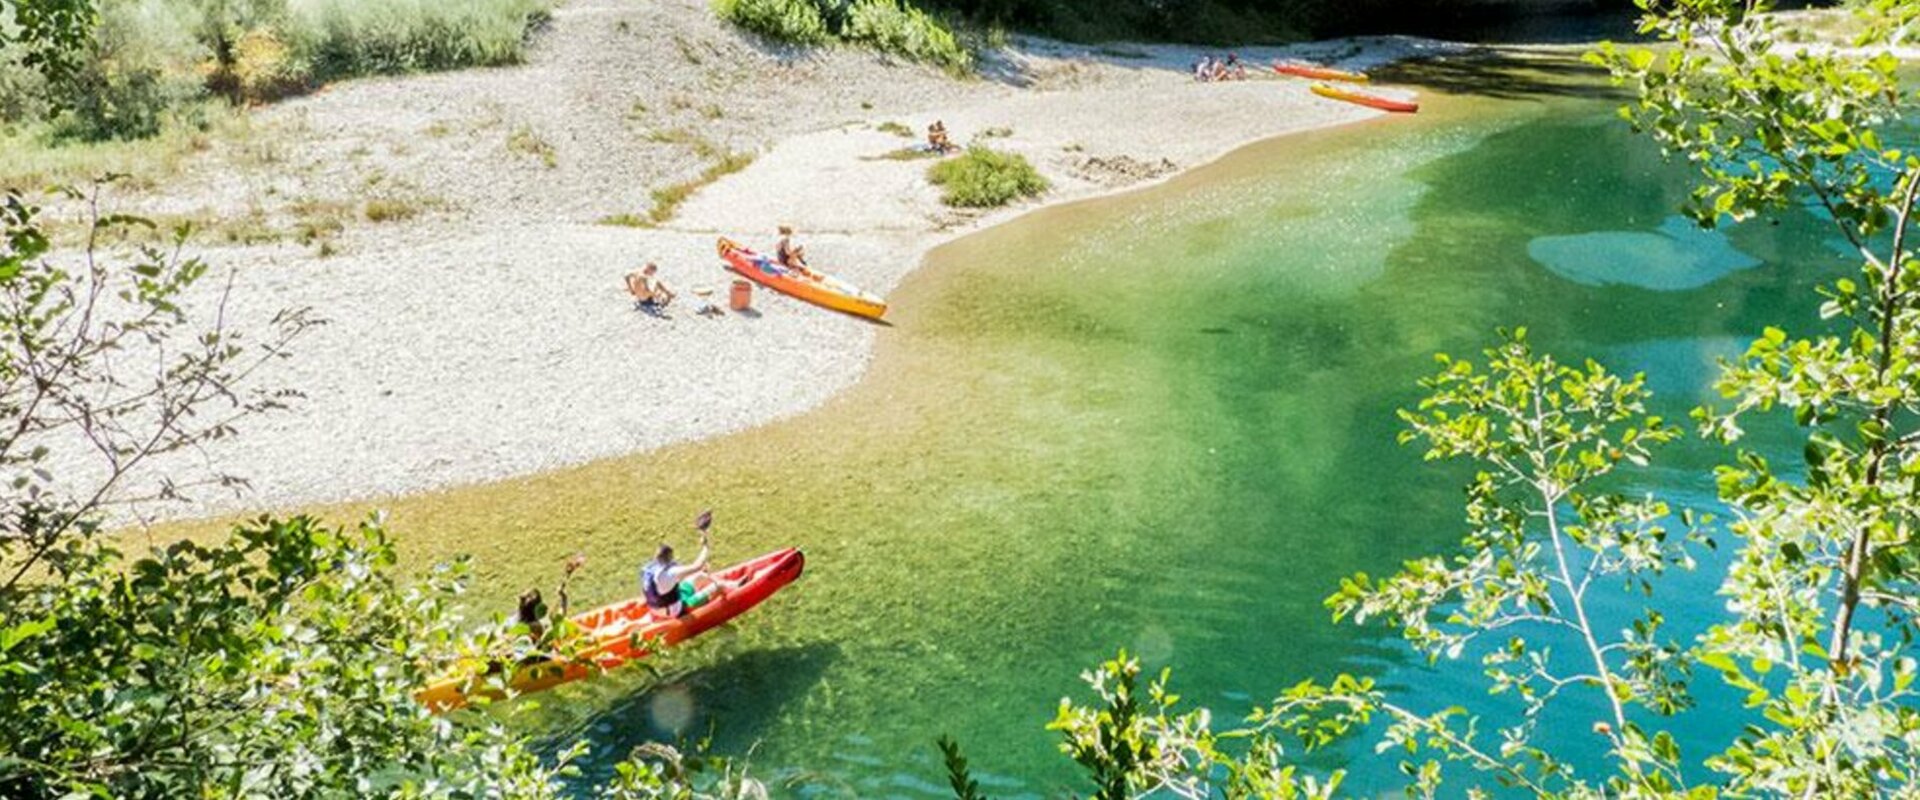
<box><xmin>718</xmin><ymin>238</ymin><xmax>887</xmax><ymax>320</ymax></box>
<box><xmin>1274</xmin><ymin>61</ymin><xmax>1368</xmax><ymax>83</ymax></box>
<box><xmin>415</xmin><ymin>548</ymin><xmax>806</xmax><ymax>713</ymax></box>
<box><xmin>1311</xmin><ymin>83</ymin><xmax>1419</xmax><ymax>114</ymax></box>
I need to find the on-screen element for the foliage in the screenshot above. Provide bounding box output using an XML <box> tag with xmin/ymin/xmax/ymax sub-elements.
<box><xmin>710</xmin><ymin>0</ymin><xmax>830</xmax><ymax>46</ymax></box>
<box><xmin>926</xmin><ymin>145</ymin><xmax>1046</xmax><ymax>208</ymax></box>
<box><xmin>596</xmin><ymin>740</ymin><xmax>769</xmax><ymax>800</ymax></box>
<box><xmin>712</xmin><ymin>0</ymin><xmax>968</xmax><ymax>73</ymax></box>
<box><xmin>286</xmin><ymin>0</ymin><xmax>551</xmax><ymax>82</ymax></box>
<box><xmin>0</xmin><ymin>183</ymin><xmax>315</xmax><ymax>586</ymax></box>
<box><xmin>841</xmin><ymin>0</ymin><xmax>971</xmax><ymax>72</ymax></box>
<box><xmin>0</xmin><ymin>510</ymin><xmax>774</xmax><ymax>798</ymax></box>
<box><xmin>0</xmin><ymin>183</ymin><xmax>755</xmax><ymax>798</ymax></box>
<box><xmin>48</xmin><ymin>0</ymin><xmax>208</xmax><ymax>141</ymax></box>
<box><xmin>0</xmin><ymin>0</ymin><xmax>97</xmax><ymax>97</ymax></box>
<box><xmin>0</xmin><ymin>515</ymin><xmax>547</xmax><ymax>797</ymax></box>
<box><xmin>1591</xmin><ymin>0</ymin><xmax>1920</xmax><ymax>794</ymax></box>
<box><xmin>2</xmin><ymin>0</ymin><xmax>551</xmax><ymax>139</ymax></box>
<box><xmin>1325</xmin><ymin>330</ymin><xmax>1704</xmax><ymax>795</ymax></box>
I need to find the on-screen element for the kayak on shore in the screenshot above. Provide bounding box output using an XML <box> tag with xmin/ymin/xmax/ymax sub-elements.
<box><xmin>416</xmin><ymin>548</ymin><xmax>806</xmax><ymax>713</ymax></box>
<box><xmin>1310</xmin><ymin>83</ymin><xmax>1420</xmax><ymax>114</ymax></box>
<box><xmin>1274</xmin><ymin>61</ymin><xmax>1369</xmax><ymax>83</ymax></box>
<box><xmin>718</xmin><ymin>237</ymin><xmax>888</xmax><ymax>321</ymax></box>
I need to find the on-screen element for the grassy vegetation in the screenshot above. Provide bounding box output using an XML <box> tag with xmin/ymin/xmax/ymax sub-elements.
<box><xmin>647</xmin><ymin>150</ymin><xmax>755</xmax><ymax>224</ymax></box>
<box><xmin>876</xmin><ymin>120</ymin><xmax>915</xmax><ymax>137</ymax></box>
<box><xmin>606</xmin><ymin>129</ymin><xmax>756</xmax><ymax>226</ymax></box>
<box><xmin>506</xmin><ymin>125</ymin><xmax>558</xmax><ymax>167</ymax></box>
<box><xmin>363</xmin><ymin>197</ymin><xmax>423</xmax><ymax>222</ymax></box>
<box><xmin>0</xmin><ymin>0</ymin><xmax>553</xmax><ymax>143</ymax></box>
<box><xmin>877</xmin><ymin>146</ymin><xmax>941</xmax><ymax>161</ymax></box>
<box><xmin>595</xmin><ymin>213</ymin><xmax>650</xmax><ymax>228</ymax></box>
<box><xmin>926</xmin><ymin>145</ymin><xmax>1047</xmax><ymax>208</ymax></box>
<box><xmin>712</xmin><ymin>0</ymin><xmax>972</xmax><ymax>73</ymax></box>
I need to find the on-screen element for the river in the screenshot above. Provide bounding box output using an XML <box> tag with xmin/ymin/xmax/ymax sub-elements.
<box><xmin>479</xmin><ymin>51</ymin><xmax>1859</xmax><ymax>796</ymax></box>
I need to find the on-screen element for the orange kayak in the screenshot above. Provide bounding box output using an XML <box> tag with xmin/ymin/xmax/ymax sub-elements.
<box><xmin>718</xmin><ymin>238</ymin><xmax>887</xmax><ymax>320</ymax></box>
<box><xmin>1274</xmin><ymin>61</ymin><xmax>1368</xmax><ymax>83</ymax></box>
<box><xmin>416</xmin><ymin>548</ymin><xmax>805</xmax><ymax>713</ymax></box>
<box><xmin>1311</xmin><ymin>83</ymin><xmax>1419</xmax><ymax>114</ymax></box>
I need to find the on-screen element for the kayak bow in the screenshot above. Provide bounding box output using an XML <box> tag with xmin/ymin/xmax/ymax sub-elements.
<box><xmin>718</xmin><ymin>238</ymin><xmax>888</xmax><ymax>320</ymax></box>
<box><xmin>416</xmin><ymin>548</ymin><xmax>805</xmax><ymax>713</ymax></box>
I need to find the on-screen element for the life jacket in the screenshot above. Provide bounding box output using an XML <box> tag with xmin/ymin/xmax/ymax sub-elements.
<box><xmin>641</xmin><ymin>561</ymin><xmax>680</xmax><ymax>610</ymax></box>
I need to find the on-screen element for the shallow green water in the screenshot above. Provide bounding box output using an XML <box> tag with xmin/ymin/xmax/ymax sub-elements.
<box><xmin>526</xmin><ymin>57</ymin><xmax>1855</xmax><ymax>796</ymax></box>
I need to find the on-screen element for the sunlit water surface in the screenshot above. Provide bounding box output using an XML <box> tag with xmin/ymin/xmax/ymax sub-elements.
<box><xmin>517</xmin><ymin>55</ymin><xmax>1871</xmax><ymax>797</ymax></box>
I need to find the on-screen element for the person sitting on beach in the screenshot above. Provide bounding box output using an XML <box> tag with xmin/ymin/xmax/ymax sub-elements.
<box><xmin>640</xmin><ymin>510</ymin><xmax>742</xmax><ymax>619</ymax></box>
<box><xmin>928</xmin><ymin>120</ymin><xmax>955</xmax><ymax>154</ymax></box>
<box><xmin>1227</xmin><ymin>53</ymin><xmax>1247</xmax><ymax>80</ymax></box>
<box><xmin>625</xmin><ymin>262</ymin><xmax>675</xmax><ymax>311</ymax></box>
<box><xmin>1193</xmin><ymin>56</ymin><xmax>1212</xmax><ymax>82</ymax></box>
<box><xmin>775</xmin><ymin>226</ymin><xmax>814</xmax><ymax>276</ymax></box>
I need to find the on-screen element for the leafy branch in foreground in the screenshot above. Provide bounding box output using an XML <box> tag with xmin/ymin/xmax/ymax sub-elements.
<box><xmin>0</xmin><ymin>180</ymin><xmax>319</xmax><ymax>592</ymax></box>
<box><xmin>1598</xmin><ymin>0</ymin><xmax>1920</xmax><ymax>794</ymax></box>
<box><xmin>1327</xmin><ymin>330</ymin><xmax>1701</xmax><ymax>796</ymax></box>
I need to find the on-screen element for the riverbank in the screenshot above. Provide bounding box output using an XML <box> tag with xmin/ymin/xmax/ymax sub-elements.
<box><xmin>32</xmin><ymin>0</ymin><xmax>1465</xmax><ymax>520</ymax></box>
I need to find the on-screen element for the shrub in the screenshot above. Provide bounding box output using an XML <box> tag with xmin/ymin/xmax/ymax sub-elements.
<box><xmin>49</xmin><ymin>0</ymin><xmax>207</xmax><ymax>141</ymax></box>
<box><xmin>712</xmin><ymin>0</ymin><xmax>970</xmax><ymax>72</ymax></box>
<box><xmin>709</xmin><ymin>0</ymin><xmax>831</xmax><ymax>46</ymax></box>
<box><xmin>841</xmin><ymin>0</ymin><xmax>971</xmax><ymax>72</ymax></box>
<box><xmin>926</xmin><ymin>145</ymin><xmax>1046</xmax><ymax>208</ymax></box>
<box><xmin>231</xmin><ymin>27</ymin><xmax>311</xmax><ymax>101</ymax></box>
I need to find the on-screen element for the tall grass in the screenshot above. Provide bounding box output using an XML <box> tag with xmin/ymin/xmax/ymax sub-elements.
<box><xmin>0</xmin><ymin>0</ymin><xmax>553</xmax><ymax>142</ymax></box>
<box><xmin>288</xmin><ymin>0</ymin><xmax>552</xmax><ymax>80</ymax></box>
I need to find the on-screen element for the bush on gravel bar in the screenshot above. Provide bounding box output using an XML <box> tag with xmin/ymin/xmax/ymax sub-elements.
<box><xmin>926</xmin><ymin>145</ymin><xmax>1047</xmax><ymax>208</ymax></box>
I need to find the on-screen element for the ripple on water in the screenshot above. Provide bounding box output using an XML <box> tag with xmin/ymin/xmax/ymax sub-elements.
<box><xmin>1528</xmin><ymin>215</ymin><xmax>1761</xmax><ymax>290</ymax></box>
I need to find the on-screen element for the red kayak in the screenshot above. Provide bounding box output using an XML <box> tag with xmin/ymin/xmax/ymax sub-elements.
<box><xmin>416</xmin><ymin>548</ymin><xmax>805</xmax><ymax>712</ymax></box>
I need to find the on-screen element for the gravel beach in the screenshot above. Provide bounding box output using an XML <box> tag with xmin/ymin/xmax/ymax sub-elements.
<box><xmin>42</xmin><ymin>0</ymin><xmax>1466</xmax><ymax>520</ymax></box>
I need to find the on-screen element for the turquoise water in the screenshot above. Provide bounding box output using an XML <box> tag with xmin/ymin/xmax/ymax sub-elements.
<box><xmin>499</xmin><ymin>56</ymin><xmax>1859</xmax><ymax>796</ymax></box>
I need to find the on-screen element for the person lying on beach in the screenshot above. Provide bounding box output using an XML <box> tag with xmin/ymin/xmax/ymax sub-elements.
<box><xmin>928</xmin><ymin>120</ymin><xmax>955</xmax><ymax>154</ymax></box>
<box><xmin>625</xmin><ymin>263</ymin><xmax>675</xmax><ymax>311</ymax></box>
<box><xmin>640</xmin><ymin>510</ymin><xmax>743</xmax><ymax>620</ymax></box>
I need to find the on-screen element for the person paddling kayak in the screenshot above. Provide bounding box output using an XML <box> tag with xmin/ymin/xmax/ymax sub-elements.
<box><xmin>641</xmin><ymin>510</ymin><xmax>742</xmax><ymax>619</ymax></box>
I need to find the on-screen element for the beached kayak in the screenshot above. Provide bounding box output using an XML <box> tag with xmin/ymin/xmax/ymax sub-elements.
<box><xmin>718</xmin><ymin>238</ymin><xmax>888</xmax><ymax>320</ymax></box>
<box><xmin>415</xmin><ymin>548</ymin><xmax>806</xmax><ymax>713</ymax></box>
<box><xmin>1273</xmin><ymin>62</ymin><xmax>1368</xmax><ymax>83</ymax></box>
<box><xmin>1311</xmin><ymin>83</ymin><xmax>1419</xmax><ymax>114</ymax></box>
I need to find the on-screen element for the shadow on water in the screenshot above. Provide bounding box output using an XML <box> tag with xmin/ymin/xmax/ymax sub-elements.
<box><xmin>538</xmin><ymin>640</ymin><xmax>842</xmax><ymax>787</ymax></box>
<box><xmin>1378</xmin><ymin>50</ymin><xmax>1631</xmax><ymax>102</ymax></box>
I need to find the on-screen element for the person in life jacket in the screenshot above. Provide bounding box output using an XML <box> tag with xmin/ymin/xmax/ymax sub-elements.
<box><xmin>640</xmin><ymin>510</ymin><xmax>740</xmax><ymax>618</ymax></box>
